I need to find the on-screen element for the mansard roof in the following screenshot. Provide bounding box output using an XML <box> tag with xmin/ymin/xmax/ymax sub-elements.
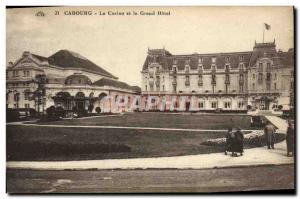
<box><xmin>143</xmin><ymin>51</ymin><xmax>252</xmax><ymax>71</ymax></box>
<box><xmin>93</xmin><ymin>78</ymin><xmax>141</xmax><ymax>93</ymax></box>
<box><xmin>48</xmin><ymin>50</ymin><xmax>117</xmax><ymax>79</ymax></box>
<box><xmin>143</xmin><ymin>44</ymin><xmax>294</xmax><ymax>71</ymax></box>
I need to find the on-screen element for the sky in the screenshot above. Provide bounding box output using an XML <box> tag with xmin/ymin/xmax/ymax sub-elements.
<box><xmin>6</xmin><ymin>6</ymin><xmax>293</xmax><ymax>87</ymax></box>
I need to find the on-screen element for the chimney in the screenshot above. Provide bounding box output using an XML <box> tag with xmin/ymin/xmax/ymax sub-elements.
<box><xmin>22</xmin><ymin>51</ymin><xmax>30</xmax><ymax>57</ymax></box>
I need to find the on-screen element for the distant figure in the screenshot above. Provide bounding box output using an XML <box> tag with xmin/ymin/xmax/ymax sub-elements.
<box><xmin>286</xmin><ymin>120</ymin><xmax>294</xmax><ymax>157</ymax></box>
<box><xmin>233</xmin><ymin>127</ymin><xmax>244</xmax><ymax>156</ymax></box>
<box><xmin>264</xmin><ymin>121</ymin><xmax>276</xmax><ymax>149</ymax></box>
<box><xmin>225</xmin><ymin>127</ymin><xmax>233</xmax><ymax>155</ymax></box>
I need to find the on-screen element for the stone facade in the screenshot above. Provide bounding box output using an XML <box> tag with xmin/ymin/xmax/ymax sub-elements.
<box><xmin>141</xmin><ymin>40</ymin><xmax>294</xmax><ymax>111</ymax></box>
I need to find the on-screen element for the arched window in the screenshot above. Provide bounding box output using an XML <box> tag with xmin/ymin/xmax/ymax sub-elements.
<box><xmin>75</xmin><ymin>92</ymin><xmax>85</xmax><ymax>98</ymax></box>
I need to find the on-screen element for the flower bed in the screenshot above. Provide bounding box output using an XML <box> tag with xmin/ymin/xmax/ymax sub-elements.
<box><xmin>201</xmin><ymin>130</ymin><xmax>285</xmax><ymax>148</ymax></box>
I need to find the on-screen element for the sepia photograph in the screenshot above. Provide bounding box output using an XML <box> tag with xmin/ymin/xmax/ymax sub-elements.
<box><xmin>5</xmin><ymin>6</ymin><xmax>295</xmax><ymax>193</ymax></box>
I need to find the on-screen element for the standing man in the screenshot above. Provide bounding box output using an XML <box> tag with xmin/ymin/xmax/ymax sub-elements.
<box><xmin>286</xmin><ymin>120</ymin><xmax>294</xmax><ymax>157</ymax></box>
<box><xmin>264</xmin><ymin>121</ymin><xmax>276</xmax><ymax>149</ymax></box>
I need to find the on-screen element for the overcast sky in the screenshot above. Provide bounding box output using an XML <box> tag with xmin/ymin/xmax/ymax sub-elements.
<box><xmin>6</xmin><ymin>6</ymin><xmax>293</xmax><ymax>87</ymax></box>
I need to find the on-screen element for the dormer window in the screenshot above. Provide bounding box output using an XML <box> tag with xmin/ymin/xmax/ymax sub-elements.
<box><xmin>198</xmin><ymin>65</ymin><xmax>203</xmax><ymax>71</ymax></box>
<box><xmin>185</xmin><ymin>59</ymin><xmax>190</xmax><ymax>65</ymax></box>
<box><xmin>239</xmin><ymin>56</ymin><xmax>244</xmax><ymax>62</ymax></box>
<box><xmin>172</xmin><ymin>66</ymin><xmax>177</xmax><ymax>73</ymax></box>
<box><xmin>185</xmin><ymin>66</ymin><xmax>190</xmax><ymax>71</ymax></box>
<box><xmin>212</xmin><ymin>57</ymin><xmax>216</xmax><ymax>63</ymax></box>
<box><xmin>225</xmin><ymin>64</ymin><xmax>230</xmax><ymax>71</ymax></box>
<box><xmin>173</xmin><ymin>59</ymin><xmax>178</xmax><ymax>65</ymax></box>
<box><xmin>226</xmin><ymin>56</ymin><xmax>230</xmax><ymax>62</ymax></box>
<box><xmin>199</xmin><ymin>57</ymin><xmax>203</xmax><ymax>64</ymax></box>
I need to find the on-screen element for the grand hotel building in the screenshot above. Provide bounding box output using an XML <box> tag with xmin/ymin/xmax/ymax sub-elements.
<box><xmin>6</xmin><ymin>50</ymin><xmax>141</xmax><ymax>113</ymax></box>
<box><xmin>141</xmin><ymin>40</ymin><xmax>294</xmax><ymax>112</ymax></box>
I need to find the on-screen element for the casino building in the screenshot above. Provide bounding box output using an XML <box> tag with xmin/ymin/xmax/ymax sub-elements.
<box><xmin>6</xmin><ymin>50</ymin><xmax>141</xmax><ymax>113</ymax></box>
<box><xmin>141</xmin><ymin>40</ymin><xmax>294</xmax><ymax>112</ymax></box>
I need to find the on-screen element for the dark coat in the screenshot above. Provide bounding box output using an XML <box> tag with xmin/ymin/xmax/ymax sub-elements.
<box><xmin>225</xmin><ymin>131</ymin><xmax>234</xmax><ymax>152</ymax></box>
<box><xmin>232</xmin><ymin>130</ymin><xmax>244</xmax><ymax>153</ymax></box>
<box><xmin>286</xmin><ymin>126</ymin><xmax>294</xmax><ymax>153</ymax></box>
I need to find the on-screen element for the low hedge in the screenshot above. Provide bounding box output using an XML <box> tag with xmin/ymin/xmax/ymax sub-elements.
<box><xmin>7</xmin><ymin>141</ymin><xmax>131</xmax><ymax>161</ymax></box>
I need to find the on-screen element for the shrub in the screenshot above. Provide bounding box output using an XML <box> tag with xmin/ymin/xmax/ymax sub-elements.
<box><xmin>46</xmin><ymin>106</ymin><xmax>56</xmax><ymax>119</ymax></box>
<box><xmin>29</xmin><ymin>108</ymin><xmax>37</xmax><ymax>117</ymax></box>
<box><xmin>72</xmin><ymin>106</ymin><xmax>78</xmax><ymax>113</ymax></box>
<box><xmin>77</xmin><ymin>109</ymin><xmax>88</xmax><ymax>117</ymax></box>
<box><xmin>7</xmin><ymin>141</ymin><xmax>131</xmax><ymax>161</ymax></box>
<box><xmin>95</xmin><ymin>107</ymin><xmax>101</xmax><ymax>113</ymax></box>
<box><xmin>247</xmin><ymin>105</ymin><xmax>252</xmax><ymax>110</ymax></box>
<box><xmin>55</xmin><ymin>107</ymin><xmax>65</xmax><ymax>118</ymax></box>
<box><xmin>88</xmin><ymin>104</ymin><xmax>94</xmax><ymax>113</ymax></box>
<box><xmin>6</xmin><ymin>109</ymin><xmax>20</xmax><ymax>122</ymax></box>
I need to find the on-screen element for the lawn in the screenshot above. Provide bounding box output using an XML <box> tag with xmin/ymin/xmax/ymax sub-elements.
<box><xmin>7</xmin><ymin>113</ymin><xmax>270</xmax><ymax>161</ymax></box>
<box><xmin>35</xmin><ymin>112</ymin><xmax>257</xmax><ymax>130</ymax></box>
<box><xmin>6</xmin><ymin>125</ymin><xmax>265</xmax><ymax>161</ymax></box>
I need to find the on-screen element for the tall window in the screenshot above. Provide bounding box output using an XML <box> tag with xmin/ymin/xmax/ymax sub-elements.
<box><xmin>145</xmin><ymin>85</ymin><xmax>147</xmax><ymax>91</ymax></box>
<box><xmin>266</xmin><ymin>73</ymin><xmax>271</xmax><ymax>81</ymax></box>
<box><xmin>258</xmin><ymin>73</ymin><xmax>263</xmax><ymax>83</ymax></box>
<box><xmin>259</xmin><ymin>63</ymin><xmax>263</xmax><ymax>71</ymax></box>
<box><xmin>211</xmin><ymin>102</ymin><xmax>217</xmax><ymax>108</ymax></box>
<box><xmin>225</xmin><ymin>64</ymin><xmax>230</xmax><ymax>71</ymax></box>
<box><xmin>199</xmin><ymin>102</ymin><xmax>204</xmax><ymax>109</ymax></box>
<box><xmin>239</xmin><ymin>56</ymin><xmax>244</xmax><ymax>62</ymax></box>
<box><xmin>224</xmin><ymin>102</ymin><xmax>231</xmax><ymax>109</ymax></box>
<box><xmin>238</xmin><ymin>101</ymin><xmax>244</xmax><ymax>109</ymax></box>
<box><xmin>212</xmin><ymin>57</ymin><xmax>216</xmax><ymax>63</ymax></box>
<box><xmin>199</xmin><ymin>57</ymin><xmax>203</xmax><ymax>64</ymax></box>
<box><xmin>267</xmin><ymin>63</ymin><xmax>271</xmax><ymax>71</ymax></box>
<box><xmin>24</xmin><ymin>92</ymin><xmax>30</xmax><ymax>100</ymax></box>
<box><xmin>274</xmin><ymin>83</ymin><xmax>277</xmax><ymax>90</ymax></box>
<box><xmin>226</xmin><ymin>56</ymin><xmax>230</xmax><ymax>62</ymax></box>
<box><xmin>239</xmin><ymin>85</ymin><xmax>244</xmax><ymax>92</ymax></box>
<box><xmin>185</xmin><ymin>75</ymin><xmax>190</xmax><ymax>86</ymax></box>
<box><xmin>252</xmin><ymin>83</ymin><xmax>255</xmax><ymax>90</ymax></box>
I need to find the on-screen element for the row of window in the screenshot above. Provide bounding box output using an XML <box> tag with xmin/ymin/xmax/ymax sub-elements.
<box><xmin>11</xmin><ymin>92</ymin><xmax>31</xmax><ymax>101</ymax></box>
<box><xmin>7</xmin><ymin>82</ymin><xmax>30</xmax><ymax>87</ymax></box>
<box><xmin>251</xmin><ymin>82</ymin><xmax>278</xmax><ymax>90</ymax></box>
<box><xmin>172</xmin><ymin>56</ymin><xmax>245</xmax><ymax>65</ymax></box>
<box><xmin>252</xmin><ymin>73</ymin><xmax>277</xmax><ymax>80</ymax></box>
<box><xmin>258</xmin><ymin>63</ymin><xmax>272</xmax><ymax>71</ymax></box>
<box><xmin>172</xmin><ymin>64</ymin><xmax>244</xmax><ymax>72</ymax></box>
<box><xmin>10</xmin><ymin>70</ymin><xmax>31</xmax><ymax>77</ymax></box>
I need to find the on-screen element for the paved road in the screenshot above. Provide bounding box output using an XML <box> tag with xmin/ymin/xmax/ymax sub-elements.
<box><xmin>7</xmin><ymin>165</ymin><xmax>294</xmax><ymax>193</ymax></box>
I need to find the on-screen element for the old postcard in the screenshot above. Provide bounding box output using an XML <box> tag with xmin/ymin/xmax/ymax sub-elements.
<box><xmin>6</xmin><ymin>6</ymin><xmax>295</xmax><ymax>193</ymax></box>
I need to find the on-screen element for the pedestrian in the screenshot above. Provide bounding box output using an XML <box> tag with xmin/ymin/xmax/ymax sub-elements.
<box><xmin>264</xmin><ymin>121</ymin><xmax>276</xmax><ymax>149</ymax></box>
<box><xmin>234</xmin><ymin>127</ymin><xmax>244</xmax><ymax>156</ymax></box>
<box><xmin>225</xmin><ymin>127</ymin><xmax>233</xmax><ymax>155</ymax></box>
<box><xmin>286</xmin><ymin>120</ymin><xmax>294</xmax><ymax>157</ymax></box>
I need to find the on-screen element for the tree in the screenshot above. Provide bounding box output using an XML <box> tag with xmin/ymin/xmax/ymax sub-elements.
<box><xmin>95</xmin><ymin>107</ymin><xmax>101</xmax><ymax>113</ymax></box>
<box><xmin>29</xmin><ymin>74</ymin><xmax>47</xmax><ymax>116</ymax></box>
<box><xmin>88</xmin><ymin>104</ymin><xmax>94</xmax><ymax>113</ymax></box>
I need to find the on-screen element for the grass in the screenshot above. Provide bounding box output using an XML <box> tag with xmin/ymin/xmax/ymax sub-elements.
<box><xmin>7</xmin><ymin>113</ymin><xmax>265</xmax><ymax>161</ymax></box>
<box><xmin>35</xmin><ymin>112</ymin><xmax>257</xmax><ymax>130</ymax></box>
<box><xmin>7</xmin><ymin>125</ymin><xmax>254</xmax><ymax>161</ymax></box>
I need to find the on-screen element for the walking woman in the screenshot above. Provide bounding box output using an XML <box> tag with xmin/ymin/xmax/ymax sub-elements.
<box><xmin>225</xmin><ymin>127</ymin><xmax>233</xmax><ymax>155</ymax></box>
<box><xmin>286</xmin><ymin>120</ymin><xmax>294</xmax><ymax>157</ymax></box>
